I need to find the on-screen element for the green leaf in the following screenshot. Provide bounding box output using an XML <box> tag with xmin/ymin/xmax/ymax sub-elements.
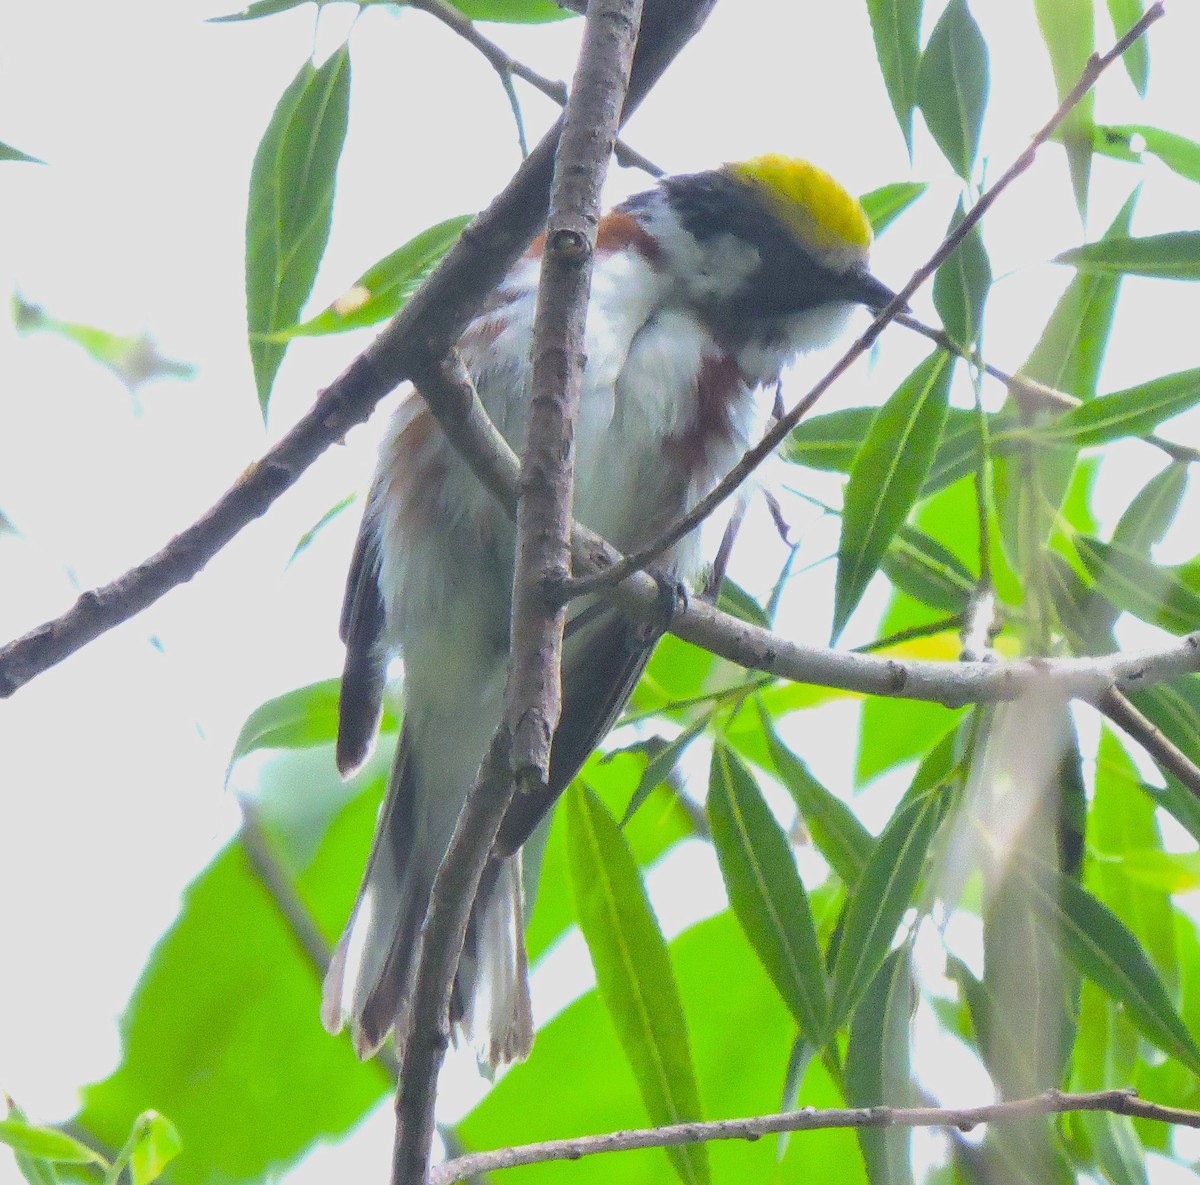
<box><xmin>707</xmin><ymin>746</ymin><xmax>829</xmax><ymax>1042</ymax></box>
<box><xmin>1112</xmin><ymin>462</ymin><xmax>1189</xmax><ymax>554</ymax></box>
<box><xmin>859</xmin><ymin>182</ymin><xmax>928</xmax><ymax>236</ymax></box>
<box><xmin>1105</xmin><ymin>0</ymin><xmax>1150</xmax><ymax>94</ymax></box>
<box><xmin>227</xmin><ymin>678</ymin><xmax>398</xmax><ymax>773</ymax></box>
<box><xmin>757</xmin><ymin>702</ymin><xmax>874</xmax><ymax>889</ymax></box>
<box><xmin>715</xmin><ymin>579</ymin><xmax>771</xmax><ymax>628</ymax></box>
<box><xmin>566</xmin><ymin>784</ymin><xmax>709</xmax><ymax>1185</ymax></box>
<box><xmin>1095</xmin><ymin>124</ymin><xmax>1200</xmax><ymax>183</ymax></box>
<box><xmin>1056</xmin><ymin>231</ymin><xmax>1200</xmax><ymax>280</ymax></box>
<box><xmin>0</xmin><ymin>140</ymin><xmax>43</xmax><ymax>164</ymax></box>
<box><xmin>12</xmin><ymin>295</ymin><xmax>195</xmax><ymax>393</ymax></box>
<box><xmin>74</xmin><ymin>782</ymin><xmax>391</xmax><ymax>1185</ymax></box>
<box><xmin>1025</xmin><ymin>190</ymin><xmax>1137</xmax><ymax>399</ymax></box>
<box><xmin>916</xmin><ymin>0</ymin><xmax>989</xmax><ymax>180</ymax></box>
<box><xmin>828</xmin><ymin>786</ymin><xmax>950</xmax><ymax>1027</ymax></box>
<box><xmin>1076</xmin><ymin>536</ymin><xmax>1200</xmax><ymax>633</ymax></box>
<box><xmin>882</xmin><ymin>524</ymin><xmax>976</xmax><ymax>614</ymax></box>
<box><xmin>834</xmin><ymin>351</ymin><xmax>953</xmax><ymax>639</ymax></box>
<box><xmin>108</xmin><ymin>1111</ymin><xmax>182</xmax><ymax>1185</ymax></box>
<box><xmin>246</xmin><ymin>46</ymin><xmax>351</xmax><ymax>415</ymax></box>
<box><xmin>1034</xmin><ymin>0</ymin><xmax>1095</xmax><ymax>213</ymax></box>
<box><xmin>288</xmin><ymin>493</ymin><xmax>357</xmax><ymax>565</ymax></box>
<box><xmin>0</xmin><ymin>1120</ymin><xmax>105</xmax><ymax>1167</ymax></box>
<box><xmin>619</xmin><ymin>717</ymin><xmax>709</xmax><ymax>826</ymax></box>
<box><xmin>270</xmin><ymin>215</ymin><xmax>471</xmax><ymax>338</ymax></box>
<box><xmin>209</xmin><ymin>0</ymin><xmax>314</xmax><ymax>22</ymax></box>
<box><xmin>1034</xmin><ymin>368</ymin><xmax>1200</xmax><ymax>446</ymax></box>
<box><xmin>865</xmin><ymin>0</ymin><xmax>923</xmax><ymax>150</ymax></box>
<box><xmin>1028</xmin><ymin>872</ymin><xmax>1200</xmax><ymax>1074</ymax></box>
<box><xmin>845</xmin><ymin>949</ymin><xmax>917</xmax><ymax>1185</ymax></box>
<box><xmin>785</xmin><ymin>407</ymin><xmax>877</xmax><ymax>473</ymax></box>
<box><xmin>932</xmin><ymin>200</ymin><xmax>991</xmax><ymax>348</ymax></box>
<box><xmin>448</xmin><ymin>0</ymin><xmax>578</xmax><ymax>21</ymax></box>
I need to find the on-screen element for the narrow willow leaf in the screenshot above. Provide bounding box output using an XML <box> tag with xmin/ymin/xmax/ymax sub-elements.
<box><xmin>0</xmin><ymin>140</ymin><xmax>43</xmax><ymax>164</ymax></box>
<box><xmin>916</xmin><ymin>0</ymin><xmax>989</xmax><ymax>180</ymax></box>
<box><xmin>209</xmin><ymin>0</ymin><xmax>310</xmax><ymax>20</ymax></box>
<box><xmin>828</xmin><ymin>786</ymin><xmax>950</xmax><ymax>1028</ymax></box>
<box><xmin>108</xmin><ymin>1111</ymin><xmax>181</xmax><ymax>1185</ymax></box>
<box><xmin>860</xmin><ymin>182</ymin><xmax>928</xmax><ymax>236</ymax></box>
<box><xmin>1034</xmin><ymin>0</ymin><xmax>1095</xmax><ymax>213</ymax></box>
<box><xmin>757</xmin><ymin>702</ymin><xmax>874</xmax><ymax>888</ymax></box>
<box><xmin>845</xmin><ymin>949</ymin><xmax>917</xmax><ymax>1185</ymax></box>
<box><xmin>1112</xmin><ymin>462</ymin><xmax>1189</xmax><ymax>553</ymax></box>
<box><xmin>716</xmin><ymin>579</ymin><xmax>771</xmax><ymax>628</ymax></box>
<box><xmin>1056</xmin><ymin>232</ymin><xmax>1200</xmax><ymax>280</ymax></box>
<box><xmin>882</xmin><ymin>524</ymin><xmax>975</xmax><ymax>614</ymax></box>
<box><xmin>834</xmin><ymin>351</ymin><xmax>953</xmax><ymax>639</ymax></box>
<box><xmin>1105</xmin><ymin>0</ymin><xmax>1150</xmax><ymax>94</ymax></box>
<box><xmin>1095</xmin><ymin>124</ymin><xmax>1200</xmax><ymax>183</ymax></box>
<box><xmin>289</xmin><ymin>493</ymin><xmax>357</xmax><ymax>566</ymax></box>
<box><xmin>1026</xmin><ymin>872</ymin><xmax>1200</xmax><ymax>1074</ymax></box>
<box><xmin>1035</xmin><ymin>368</ymin><xmax>1200</xmax><ymax>446</ymax></box>
<box><xmin>708</xmin><ymin>746</ymin><xmax>830</xmax><ymax>1041</ymax></box>
<box><xmin>246</xmin><ymin>46</ymin><xmax>351</xmax><ymax>415</ymax></box>
<box><xmin>1076</xmin><ymin>536</ymin><xmax>1200</xmax><ymax>634</ymax></box>
<box><xmin>865</xmin><ymin>0</ymin><xmax>922</xmax><ymax>150</ymax></box>
<box><xmin>785</xmin><ymin>407</ymin><xmax>877</xmax><ymax>473</ymax></box>
<box><xmin>444</xmin><ymin>0</ymin><xmax>577</xmax><ymax>21</ymax></box>
<box><xmin>0</xmin><ymin>1121</ymin><xmax>105</xmax><ymax>1167</ymax></box>
<box><xmin>566</xmin><ymin>785</ymin><xmax>709</xmax><ymax>1185</ymax></box>
<box><xmin>933</xmin><ymin>200</ymin><xmax>992</xmax><ymax>348</ymax></box>
<box><xmin>923</xmin><ymin>407</ymin><xmax>1019</xmax><ymax>493</ymax></box>
<box><xmin>1025</xmin><ymin>190</ymin><xmax>1138</xmax><ymax>399</ymax></box>
<box><xmin>619</xmin><ymin>716</ymin><xmax>709</xmax><ymax>826</ymax></box>
<box><xmin>271</xmin><ymin>215</ymin><xmax>471</xmax><ymax>338</ymax></box>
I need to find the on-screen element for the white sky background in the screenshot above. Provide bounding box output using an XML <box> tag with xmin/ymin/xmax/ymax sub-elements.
<box><xmin>2</xmin><ymin>1</ymin><xmax>1200</xmax><ymax>1181</ymax></box>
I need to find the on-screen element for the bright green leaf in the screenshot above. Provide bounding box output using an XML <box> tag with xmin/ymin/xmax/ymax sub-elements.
<box><xmin>1106</xmin><ymin>0</ymin><xmax>1150</xmax><ymax>94</ymax></box>
<box><xmin>845</xmin><ymin>948</ymin><xmax>917</xmax><ymax>1185</ymax></box>
<box><xmin>834</xmin><ymin>351</ymin><xmax>953</xmax><ymax>639</ymax></box>
<box><xmin>246</xmin><ymin>46</ymin><xmax>351</xmax><ymax>415</ymax></box>
<box><xmin>289</xmin><ymin>494</ymin><xmax>357</xmax><ymax>566</ymax></box>
<box><xmin>707</xmin><ymin>746</ymin><xmax>829</xmax><ymax>1041</ymax></box>
<box><xmin>1027</xmin><ymin>872</ymin><xmax>1200</xmax><ymax>1074</ymax></box>
<box><xmin>865</xmin><ymin>0</ymin><xmax>923</xmax><ymax>150</ymax></box>
<box><xmin>1112</xmin><ymin>462</ymin><xmax>1189</xmax><ymax>554</ymax></box>
<box><xmin>828</xmin><ymin>786</ymin><xmax>950</xmax><ymax>1027</ymax></box>
<box><xmin>0</xmin><ymin>1120</ymin><xmax>105</xmax><ymax>1167</ymax></box>
<box><xmin>785</xmin><ymin>407</ymin><xmax>876</xmax><ymax>473</ymax></box>
<box><xmin>1025</xmin><ymin>190</ymin><xmax>1137</xmax><ymax>400</ymax></box>
<box><xmin>916</xmin><ymin>0</ymin><xmax>989</xmax><ymax>180</ymax></box>
<box><xmin>1095</xmin><ymin>124</ymin><xmax>1200</xmax><ymax>182</ymax></box>
<box><xmin>566</xmin><ymin>785</ymin><xmax>709</xmax><ymax>1185</ymax></box>
<box><xmin>1035</xmin><ymin>368</ymin><xmax>1200</xmax><ymax>446</ymax></box>
<box><xmin>619</xmin><ymin>717</ymin><xmax>709</xmax><ymax>826</ymax></box>
<box><xmin>108</xmin><ymin>1111</ymin><xmax>182</xmax><ymax>1185</ymax></box>
<box><xmin>932</xmin><ymin>200</ymin><xmax>991</xmax><ymax>348</ymax></box>
<box><xmin>757</xmin><ymin>703</ymin><xmax>874</xmax><ymax>889</ymax></box>
<box><xmin>860</xmin><ymin>182</ymin><xmax>928</xmax><ymax>236</ymax></box>
<box><xmin>1034</xmin><ymin>0</ymin><xmax>1095</xmax><ymax>213</ymax></box>
<box><xmin>270</xmin><ymin>215</ymin><xmax>471</xmax><ymax>338</ymax></box>
<box><xmin>882</xmin><ymin>524</ymin><xmax>976</xmax><ymax>614</ymax></box>
<box><xmin>1076</xmin><ymin>536</ymin><xmax>1200</xmax><ymax>634</ymax></box>
<box><xmin>1056</xmin><ymin>231</ymin><xmax>1200</xmax><ymax>280</ymax></box>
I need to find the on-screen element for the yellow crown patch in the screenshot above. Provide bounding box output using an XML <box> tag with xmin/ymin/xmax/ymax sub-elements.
<box><xmin>728</xmin><ymin>154</ymin><xmax>872</xmax><ymax>262</ymax></box>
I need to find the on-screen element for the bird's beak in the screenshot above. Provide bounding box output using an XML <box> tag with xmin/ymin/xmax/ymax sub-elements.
<box><xmin>851</xmin><ymin>270</ymin><xmax>905</xmax><ymax>313</ymax></box>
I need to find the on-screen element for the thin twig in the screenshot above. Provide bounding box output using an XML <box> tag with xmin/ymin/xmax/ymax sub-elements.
<box><xmin>404</xmin><ymin>0</ymin><xmax>661</xmax><ymax>175</ymax></box>
<box><xmin>1098</xmin><ymin>685</ymin><xmax>1200</xmax><ymax>801</ymax></box>
<box><xmin>391</xmin><ymin>3</ymin><xmax>645</xmax><ymax>1182</ymax></box>
<box><xmin>430</xmin><ymin>1088</ymin><xmax>1198</xmax><ymax>1184</ymax></box>
<box><xmin>0</xmin><ymin>0</ymin><xmax>712</xmax><ymax>700</ymax></box>
<box><xmin>563</xmin><ymin>3</ymin><xmax>1168</xmax><ymax>602</ymax></box>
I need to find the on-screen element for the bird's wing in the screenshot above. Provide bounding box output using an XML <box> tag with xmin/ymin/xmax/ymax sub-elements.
<box><xmin>336</xmin><ymin>510</ymin><xmax>388</xmax><ymax>777</ymax></box>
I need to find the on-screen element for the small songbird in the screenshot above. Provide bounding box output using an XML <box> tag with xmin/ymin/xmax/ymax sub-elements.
<box><xmin>322</xmin><ymin>154</ymin><xmax>896</xmax><ymax>1067</ymax></box>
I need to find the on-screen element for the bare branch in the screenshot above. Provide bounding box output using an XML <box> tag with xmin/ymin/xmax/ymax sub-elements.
<box><xmin>430</xmin><ymin>1088</ymin><xmax>1199</xmax><ymax>1184</ymax></box>
<box><xmin>563</xmin><ymin>2</ymin><xmax>1168</xmax><ymax>601</ymax></box>
<box><xmin>0</xmin><ymin>0</ymin><xmax>716</xmax><ymax>700</ymax></box>
<box><xmin>1098</xmin><ymin>686</ymin><xmax>1200</xmax><ymax>801</ymax></box>
<box><xmin>392</xmin><ymin>3</ymin><xmax>644</xmax><ymax>1181</ymax></box>
<box><xmin>404</xmin><ymin>0</ymin><xmax>661</xmax><ymax>176</ymax></box>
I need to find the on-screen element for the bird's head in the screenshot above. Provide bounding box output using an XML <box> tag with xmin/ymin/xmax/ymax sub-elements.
<box><xmin>625</xmin><ymin>154</ymin><xmax>896</xmax><ymax>327</ymax></box>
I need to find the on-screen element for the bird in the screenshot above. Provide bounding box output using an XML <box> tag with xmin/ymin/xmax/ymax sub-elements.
<box><xmin>321</xmin><ymin>154</ymin><xmax>896</xmax><ymax>1068</ymax></box>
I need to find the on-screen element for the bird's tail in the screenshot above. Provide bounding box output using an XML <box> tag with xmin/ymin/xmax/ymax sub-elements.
<box><xmin>321</xmin><ymin>731</ymin><xmax>533</xmax><ymax>1067</ymax></box>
